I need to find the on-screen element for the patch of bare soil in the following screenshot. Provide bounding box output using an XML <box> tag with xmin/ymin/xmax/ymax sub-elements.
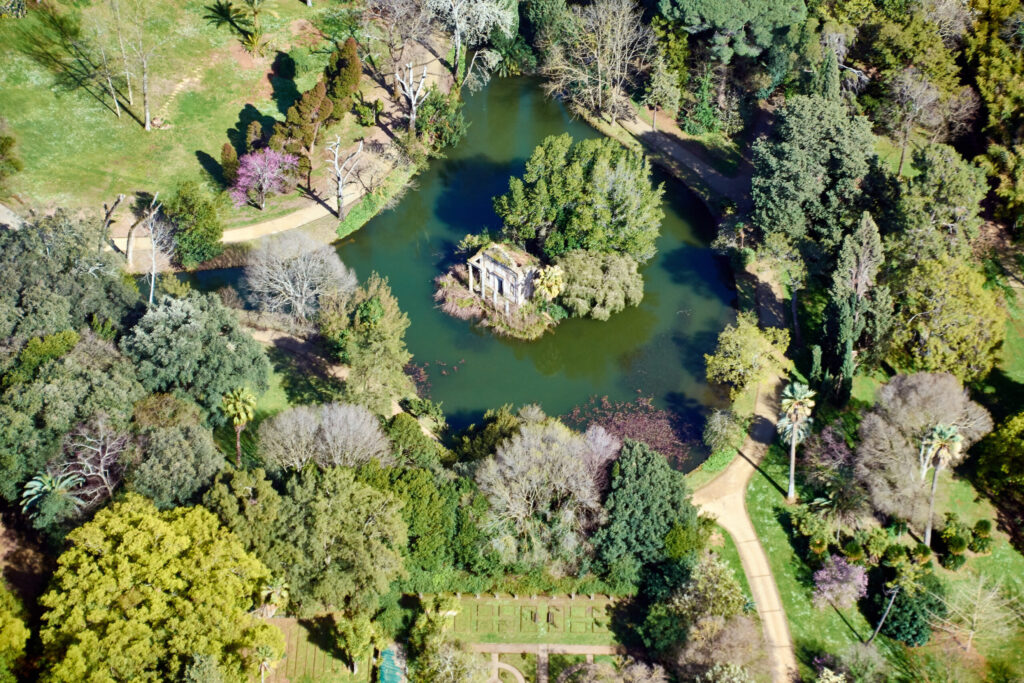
<box><xmin>229</xmin><ymin>41</ymin><xmax>263</xmax><ymax>71</ymax></box>
<box><xmin>0</xmin><ymin>516</ymin><xmax>51</xmax><ymax>607</ymax></box>
<box><xmin>289</xmin><ymin>18</ymin><xmax>324</xmax><ymax>47</ymax></box>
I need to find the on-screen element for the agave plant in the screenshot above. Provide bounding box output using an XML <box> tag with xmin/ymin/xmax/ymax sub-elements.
<box><xmin>240</xmin><ymin>29</ymin><xmax>270</xmax><ymax>57</ymax></box>
<box><xmin>20</xmin><ymin>472</ymin><xmax>85</xmax><ymax>518</ymax></box>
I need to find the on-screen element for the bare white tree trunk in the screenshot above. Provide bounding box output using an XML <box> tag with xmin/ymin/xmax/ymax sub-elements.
<box><xmin>111</xmin><ymin>0</ymin><xmax>134</xmax><ymax>105</ymax></box>
<box><xmin>126</xmin><ymin>193</ymin><xmax>159</xmax><ymax>269</ymax></box>
<box><xmin>146</xmin><ymin>214</ymin><xmax>173</xmax><ymax>305</ymax></box>
<box><xmin>327</xmin><ymin>138</ymin><xmax>364</xmax><ymax>220</ymax></box>
<box><xmin>395</xmin><ymin>63</ymin><xmax>428</xmax><ymax>135</ymax></box>
<box><xmin>141</xmin><ymin>53</ymin><xmax>151</xmax><ymax>130</ymax></box>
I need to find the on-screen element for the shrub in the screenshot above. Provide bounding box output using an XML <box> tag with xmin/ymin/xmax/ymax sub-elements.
<box><xmin>702</xmin><ymin>409</ymin><xmax>748</xmax><ymax>454</ymax></box>
<box><xmin>220</xmin><ymin>143</ymin><xmax>239</xmax><ymax>186</ymax></box>
<box><xmin>875</xmin><ymin>573</ymin><xmax>945</xmax><ymax>646</ymax></box>
<box><xmin>386</xmin><ymin>413</ymin><xmax>448</xmax><ymax>469</ymax></box>
<box><xmin>842</xmin><ymin>540</ymin><xmax>865</xmax><ymax>564</ymax></box>
<box><xmin>556</xmin><ymin>250</ymin><xmax>643</xmax><ymax>320</ymax></box>
<box><xmin>415</xmin><ymin>88</ymin><xmax>467</xmax><ymax>151</ymax></box>
<box><xmin>942</xmin><ymin>553</ymin><xmax>967</xmax><ymax>571</ymax></box>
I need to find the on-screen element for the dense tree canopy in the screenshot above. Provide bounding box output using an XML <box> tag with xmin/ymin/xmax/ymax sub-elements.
<box><xmin>127</xmin><ymin>426</ymin><xmax>223</xmax><ymax>509</ymax></box>
<box><xmin>658</xmin><ymin>0</ymin><xmax>807</xmax><ymax>63</ymax></box>
<box><xmin>494</xmin><ymin>134</ymin><xmax>664</xmax><ymax>263</ymax></box>
<box><xmin>38</xmin><ymin>495</ymin><xmax>283</xmax><ymax>682</ymax></box>
<box><xmin>121</xmin><ymin>293</ymin><xmax>270</xmax><ymax>423</ymax></box>
<box><xmin>751</xmin><ymin>95</ymin><xmax>875</xmax><ymax>264</ymax></box>
<box><xmin>592</xmin><ymin>440</ymin><xmax>701</xmax><ymax>590</ymax></box>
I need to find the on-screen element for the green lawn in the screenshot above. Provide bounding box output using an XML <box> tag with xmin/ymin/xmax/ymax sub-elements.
<box><xmin>449</xmin><ymin>596</ymin><xmax>619</xmax><ymax>646</ymax></box>
<box><xmin>712</xmin><ymin>524</ymin><xmax>753</xmax><ymax>603</ymax></box>
<box><xmin>746</xmin><ymin>445</ymin><xmax>873</xmax><ymax>677</ymax></box>
<box><xmin>0</xmin><ymin>0</ymin><xmax>366</xmax><ymax>216</ymax></box>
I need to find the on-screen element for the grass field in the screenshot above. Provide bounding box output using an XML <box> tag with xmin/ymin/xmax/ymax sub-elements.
<box><xmin>0</xmin><ymin>0</ymin><xmax>366</xmax><ymax>217</ymax></box>
<box><xmin>449</xmin><ymin>596</ymin><xmax>619</xmax><ymax>646</ymax></box>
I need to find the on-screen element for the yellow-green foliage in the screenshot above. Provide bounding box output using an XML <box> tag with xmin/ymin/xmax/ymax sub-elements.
<box><xmin>887</xmin><ymin>256</ymin><xmax>1006</xmax><ymax>382</ymax></box>
<box><xmin>0</xmin><ymin>583</ymin><xmax>29</xmax><ymax>681</ymax></box>
<box><xmin>39</xmin><ymin>494</ymin><xmax>284</xmax><ymax>682</ymax></box>
<box><xmin>704</xmin><ymin>311</ymin><xmax>790</xmax><ymax>399</ymax></box>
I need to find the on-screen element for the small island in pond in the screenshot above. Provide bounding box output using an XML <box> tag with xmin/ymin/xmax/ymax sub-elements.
<box><xmin>435</xmin><ymin>133</ymin><xmax>664</xmax><ymax>340</ymax></box>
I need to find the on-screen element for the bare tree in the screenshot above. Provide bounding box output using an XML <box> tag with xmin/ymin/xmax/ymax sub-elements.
<box><xmin>425</xmin><ymin>0</ymin><xmax>514</xmax><ymax>79</ymax></box>
<box><xmin>362</xmin><ymin>0</ymin><xmax>430</xmax><ymax>98</ymax></box>
<box><xmin>125</xmin><ymin>0</ymin><xmax>164</xmax><ymax>130</ymax></box>
<box><xmin>89</xmin><ymin>22</ymin><xmax>122</xmax><ymax>119</ymax></box>
<box><xmin>318</xmin><ymin>403</ymin><xmax>391</xmax><ymax>467</ymax></box>
<box><xmin>125</xmin><ymin>192</ymin><xmax>159</xmax><ymax>269</ymax></box>
<box><xmin>327</xmin><ymin>137</ymin><xmax>363</xmax><ymax>220</ymax></box>
<box><xmin>55</xmin><ymin>418</ymin><xmax>131</xmax><ymax>512</ymax></box>
<box><xmin>923</xmin><ymin>0</ymin><xmax>974</xmax><ymax>46</ymax></box>
<box><xmin>886</xmin><ymin>68</ymin><xmax>943</xmax><ymax>176</ymax></box>
<box><xmin>108</xmin><ymin>0</ymin><xmax>134</xmax><ymax>105</ymax></box>
<box><xmin>541</xmin><ymin>0</ymin><xmax>654</xmax><ymax>120</ymax></box>
<box><xmin>475</xmin><ymin>421</ymin><xmax>604</xmax><ymax>567</ymax></box>
<box><xmin>244</xmin><ymin>232</ymin><xmax>357</xmax><ymax>321</ymax></box>
<box><xmin>145</xmin><ymin>214</ymin><xmax>174</xmax><ymax>304</ymax></box>
<box><xmin>929</xmin><ymin>574</ymin><xmax>1020</xmax><ymax>651</ymax></box>
<box><xmin>395</xmin><ymin>63</ymin><xmax>429</xmax><ymax>134</ymax></box>
<box><xmin>582</xmin><ymin>424</ymin><xmax>621</xmax><ymax>492</ymax></box>
<box><xmin>855</xmin><ymin>373</ymin><xmax>993</xmax><ymax>536</ymax></box>
<box><xmin>257</xmin><ymin>402</ymin><xmax>394</xmax><ymax>472</ymax></box>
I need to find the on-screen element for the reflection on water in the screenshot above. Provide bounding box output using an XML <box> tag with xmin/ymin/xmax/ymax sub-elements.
<box><xmin>190</xmin><ymin>78</ymin><xmax>737</xmax><ymax>470</ymax></box>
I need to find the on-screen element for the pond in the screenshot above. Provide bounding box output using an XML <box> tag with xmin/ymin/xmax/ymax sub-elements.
<box><xmin>196</xmin><ymin>77</ymin><xmax>737</xmax><ymax>469</ymax></box>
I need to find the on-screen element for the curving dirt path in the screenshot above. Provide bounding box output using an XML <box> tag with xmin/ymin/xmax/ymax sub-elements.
<box><xmin>691</xmin><ymin>264</ymin><xmax>796</xmax><ymax>682</ymax></box>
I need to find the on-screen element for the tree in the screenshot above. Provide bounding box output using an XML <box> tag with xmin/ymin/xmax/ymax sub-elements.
<box><xmin>976</xmin><ymin>143</ymin><xmax>1024</xmax><ymax>228</ymax></box>
<box><xmin>50</xmin><ymin>418</ymin><xmax>130</xmax><ymax>514</ymax></box>
<box><xmin>592</xmin><ymin>440</ymin><xmax>700</xmax><ymax>589</ymax></box>
<box><xmin>202</xmin><ymin>468</ymin><xmax>282</xmax><ymax>560</ymax></box>
<box><xmin>704</xmin><ymin>312</ymin><xmax>789</xmax><ymax>399</ymax></box>
<box><xmin>813</xmin><ymin>555</ymin><xmax>868</xmax><ymax>609</ymax></box>
<box><xmin>0</xmin><ymin>124</ymin><xmax>23</xmax><ymax>200</ymax></box>
<box><xmin>919</xmin><ymin>424</ymin><xmax>964</xmax><ymax>546</ymax></box>
<box><xmin>574</xmin><ymin>659</ymin><xmax>669</xmax><ymax>682</ymax></box>
<box><xmin>494</xmin><ymin>134</ymin><xmax>664</xmax><ymax>263</ymax></box>
<box><xmin>127</xmin><ymin>425</ymin><xmax>222</xmax><ymax>509</ymax></box>
<box><xmin>220</xmin><ymin>142</ymin><xmax>239</xmax><ymax>185</ymax></box>
<box><xmin>426</xmin><ymin>0</ymin><xmax>515</xmax><ymax>79</ymax></box>
<box><xmin>362</xmin><ymin>0</ymin><xmax>430</xmax><ymax>98</ymax></box>
<box><xmin>222</xmin><ymin>387</ymin><xmax>256</xmax><ymax>468</ymax></box>
<box><xmin>777</xmin><ymin>381</ymin><xmax>815</xmax><ymax>502</ymax></box>
<box><xmin>928</xmin><ymin>573</ymin><xmax>1019</xmax><ymax>651</ymax></box>
<box><xmin>751</xmin><ymin>95</ymin><xmax>874</xmax><ymax>264</ymax></box>
<box><xmin>268</xmin><ymin>466</ymin><xmax>407</xmax><ymax>615</ymax></box>
<box><xmin>556</xmin><ymin>250</ymin><xmax>643</xmax><ymax>320</ymax></box>
<box><xmin>0</xmin><ymin>583</ymin><xmax>27</xmax><ymax>682</ymax></box>
<box><xmin>885</xmin><ymin>68</ymin><xmax>943</xmax><ymax>176</ymax></box>
<box><xmin>855</xmin><ymin>373</ymin><xmax>993</xmax><ymax>538</ymax></box>
<box><xmin>644</xmin><ymin>52</ymin><xmax>681</xmax><ymax>131</ymax></box>
<box><xmin>125</xmin><ymin>0</ymin><xmax>165</xmax><ymax>131</ymax></box>
<box><xmin>657</xmin><ymin>0</ymin><xmax>807</xmax><ymax>62</ymax></box>
<box><xmin>475</xmin><ymin>420</ymin><xmax>604</xmax><ymax>568</ymax></box>
<box><xmin>38</xmin><ymin>495</ymin><xmax>284</xmax><ymax>681</ymax></box>
<box><xmin>893</xmin><ymin>143</ymin><xmax>987</xmax><ymax>263</ymax></box>
<box><xmin>886</xmin><ymin>256</ymin><xmax>1006</xmax><ymax>382</ymax></box>
<box><xmin>541</xmin><ymin>0</ymin><xmax>654</xmax><ymax>119</ymax></box>
<box><xmin>326</xmin><ymin>138</ymin><xmax>363</xmax><ymax>221</ymax></box>
<box><xmin>319</xmin><ymin>274</ymin><xmax>414</xmax><ymax>415</ymax></box>
<box><xmin>164</xmin><ymin>180</ymin><xmax>225</xmax><ymax>269</ymax></box>
<box><xmin>270</xmin><ymin>80</ymin><xmax>334</xmax><ymax>187</ymax></box>
<box><xmin>121</xmin><ymin>293</ymin><xmax>270</xmax><ymax>423</ymax></box>
<box><xmin>324</xmin><ymin>38</ymin><xmax>361</xmax><ymax>122</ymax></box>
<box><xmin>977</xmin><ymin>412</ymin><xmax>1024</xmax><ymax>496</ymax></box>
<box><xmin>395</xmin><ymin>62</ymin><xmax>429</xmax><ymax>134</ymax></box>
<box><xmin>230</xmin><ymin>148</ymin><xmax>298</xmax><ymax>210</ymax></box>
<box><xmin>245</xmin><ymin>232</ymin><xmax>357</xmax><ymax>321</ymax></box>
<box><xmin>257</xmin><ymin>402</ymin><xmax>393</xmax><ymax>472</ymax></box>
<box><xmin>1</xmin><ymin>333</ymin><xmax>144</xmax><ymax>503</ymax></box>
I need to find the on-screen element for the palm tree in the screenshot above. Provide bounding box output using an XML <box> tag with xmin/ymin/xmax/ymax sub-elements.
<box><xmin>256</xmin><ymin>644</ymin><xmax>278</xmax><ymax>683</ymax></box>
<box><xmin>259</xmin><ymin>576</ymin><xmax>290</xmax><ymax>618</ymax></box>
<box><xmin>777</xmin><ymin>381</ymin><xmax>816</xmax><ymax>502</ymax></box>
<box><xmin>20</xmin><ymin>472</ymin><xmax>85</xmax><ymax>517</ymax></box>
<box><xmin>921</xmin><ymin>423</ymin><xmax>964</xmax><ymax>546</ymax></box>
<box><xmin>222</xmin><ymin>387</ymin><xmax>257</xmax><ymax>467</ymax></box>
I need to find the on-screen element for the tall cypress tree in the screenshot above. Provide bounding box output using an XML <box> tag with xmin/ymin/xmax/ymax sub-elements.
<box><xmin>270</xmin><ymin>80</ymin><xmax>334</xmax><ymax>187</ymax></box>
<box><xmin>324</xmin><ymin>38</ymin><xmax>362</xmax><ymax>124</ymax></box>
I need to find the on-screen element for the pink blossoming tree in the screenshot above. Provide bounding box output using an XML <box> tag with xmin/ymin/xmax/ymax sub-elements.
<box><xmin>813</xmin><ymin>555</ymin><xmax>868</xmax><ymax>609</ymax></box>
<box><xmin>230</xmin><ymin>149</ymin><xmax>298</xmax><ymax>210</ymax></box>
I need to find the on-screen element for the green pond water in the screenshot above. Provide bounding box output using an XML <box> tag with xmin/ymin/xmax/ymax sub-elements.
<box><xmin>196</xmin><ymin>78</ymin><xmax>737</xmax><ymax>469</ymax></box>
